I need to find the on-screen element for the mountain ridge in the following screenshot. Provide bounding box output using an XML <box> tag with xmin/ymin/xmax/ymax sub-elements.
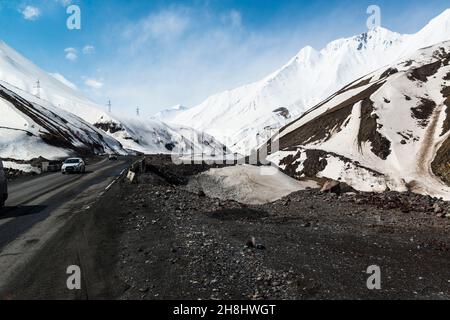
<box><xmin>171</xmin><ymin>9</ymin><xmax>450</xmax><ymax>155</ymax></box>
<box><xmin>261</xmin><ymin>41</ymin><xmax>450</xmax><ymax>200</ymax></box>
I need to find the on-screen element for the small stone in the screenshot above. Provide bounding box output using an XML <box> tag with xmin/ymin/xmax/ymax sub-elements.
<box><xmin>246</xmin><ymin>237</ymin><xmax>256</xmax><ymax>248</ymax></box>
<box><xmin>433</xmin><ymin>203</ymin><xmax>443</xmax><ymax>214</ymax></box>
<box><xmin>256</xmin><ymin>244</ymin><xmax>266</xmax><ymax>250</ymax></box>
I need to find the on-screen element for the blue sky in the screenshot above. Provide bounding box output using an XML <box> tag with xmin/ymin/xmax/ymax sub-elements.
<box><xmin>0</xmin><ymin>0</ymin><xmax>449</xmax><ymax>116</ymax></box>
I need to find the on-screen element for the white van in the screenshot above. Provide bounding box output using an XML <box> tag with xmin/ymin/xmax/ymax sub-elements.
<box><xmin>0</xmin><ymin>160</ymin><xmax>8</xmax><ymax>208</ymax></box>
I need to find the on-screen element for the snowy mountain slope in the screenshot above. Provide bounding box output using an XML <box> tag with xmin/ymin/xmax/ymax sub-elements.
<box><xmin>262</xmin><ymin>42</ymin><xmax>450</xmax><ymax>200</ymax></box>
<box><xmin>172</xmin><ymin>9</ymin><xmax>450</xmax><ymax>155</ymax></box>
<box><xmin>0</xmin><ymin>41</ymin><xmax>230</xmax><ymax>158</ymax></box>
<box><xmin>0</xmin><ymin>41</ymin><xmax>109</xmax><ymax>125</ymax></box>
<box><xmin>100</xmin><ymin>117</ymin><xmax>229</xmax><ymax>156</ymax></box>
<box><xmin>152</xmin><ymin>105</ymin><xmax>189</xmax><ymax>122</ymax></box>
<box><xmin>0</xmin><ymin>83</ymin><xmax>125</xmax><ymax>161</ymax></box>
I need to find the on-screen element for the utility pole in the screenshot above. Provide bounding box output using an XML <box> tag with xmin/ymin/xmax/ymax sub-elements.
<box><xmin>136</xmin><ymin>106</ymin><xmax>140</xmax><ymax>117</ymax></box>
<box><xmin>107</xmin><ymin>100</ymin><xmax>112</xmax><ymax>113</ymax></box>
<box><xmin>35</xmin><ymin>80</ymin><xmax>41</xmax><ymax>99</ymax></box>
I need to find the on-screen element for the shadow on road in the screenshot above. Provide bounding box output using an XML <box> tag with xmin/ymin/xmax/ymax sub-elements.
<box><xmin>62</xmin><ymin>171</ymin><xmax>93</xmax><ymax>175</ymax></box>
<box><xmin>0</xmin><ymin>205</ymin><xmax>47</xmax><ymax>220</ymax></box>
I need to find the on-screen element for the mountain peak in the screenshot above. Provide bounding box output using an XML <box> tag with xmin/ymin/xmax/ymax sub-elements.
<box><xmin>293</xmin><ymin>45</ymin><xmax>319</xmax><ymax>63</ymax></box>
<box><xmin>366</xmin><ymin>25</ymin><xmax>395</xmax><ymax>36</ymax></box>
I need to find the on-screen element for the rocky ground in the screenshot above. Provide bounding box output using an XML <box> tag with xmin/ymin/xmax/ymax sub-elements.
<box><xmin>6</xmin><ymin>155</ymin><xmax>449</xmax><ymax>300</ymax></box>
<box><xmin>115</xmin><ymin>155</ymin><xmax>450</xmax><ymax>300</ymax></box>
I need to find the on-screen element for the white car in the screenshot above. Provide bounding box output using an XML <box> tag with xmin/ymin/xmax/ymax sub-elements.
<box><xmin>0</xmin><ymin>160</ymin><xmax>8</xmax><ymax>208</ymax></box>
<box><xmin>62</xmin><ymin>158</ymin><xmax>86</xmax><ymax>174</ymax></box>
<box><xmin>108</xmin><ymin>154</ymin><xmax>118</xmax><ymax>161</ymax></box>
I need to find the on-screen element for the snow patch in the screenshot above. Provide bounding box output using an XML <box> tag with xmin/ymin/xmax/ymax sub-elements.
<box><xmin>188</xmin><ymin>165</ymin><xmax>319</xmax><ymax>205</ymax></box>
<box><xmin>3</xmin><ymin>161</ymin><xmax>41</xmax><ymax>174</ymax></box>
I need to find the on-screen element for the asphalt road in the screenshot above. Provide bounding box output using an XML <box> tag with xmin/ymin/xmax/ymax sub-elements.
<box><xmin>0</xmin><ymin>156</ymin><xmax>134</xmax><ymax>295</ymax></box>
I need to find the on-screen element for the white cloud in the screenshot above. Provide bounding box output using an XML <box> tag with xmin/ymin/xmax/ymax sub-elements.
<box><xmin>64</xmin><ymin>47</ymin><xmax>78</xmax><ymax>61</ymax></box>
<box><xmin>49</xmin><ymin>73</ymin><xmax>78</xmax><ymax>90</ymax></box>
<box><xmin>122</xmin><ymin>8</ymin><xmax>190</xmax><ymax>48</ymax></box>
<box><xmin>86</xmin><ymin>6</ymin><xmax>323</xmax><ymax>115</ymax></box>
<box><xmin>84</xmin><ymin>77</ymin><xmax>104</xmax><ymax>90</ymax></box>
<box><xmin>82</xmin><ymin>45</ymin><xmax>95</xmax><ymax>55</ymax></box>
<box><xmin>21</xmin><ymin>6</ymin><xmax>41</xmax><ymax>21</ymax></box>
<box><xmin>101</xmin><ymin>28</ymin><xmax>301</xmax><ymax>115</ymax></box>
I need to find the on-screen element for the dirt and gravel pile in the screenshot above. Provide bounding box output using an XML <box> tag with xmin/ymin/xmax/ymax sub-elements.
<box><xmin>113</xmin><ymin>155</ymin><xmax>450</xmax><ymax>300</ymax></box>
<box><xmin>342</xmin><ymin>192</ymin><xmax>450</xmax><ymax>218</ymax></box>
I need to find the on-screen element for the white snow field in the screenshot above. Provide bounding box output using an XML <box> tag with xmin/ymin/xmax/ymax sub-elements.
<box><xmin>187</xmin><ymin>165</ymin><xmax>319</xmax><ymax>205</ymax></box>
<box><xmin>171</xmin><ymin>9</ymin><xmax>450</xmax><ymax>155</ymax></box>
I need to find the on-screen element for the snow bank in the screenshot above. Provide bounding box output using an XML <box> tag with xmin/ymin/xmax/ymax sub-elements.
<box><xmin>187</xmin><ymin>165</ymin><xmax>319</xmax><ymax>205</ymax></box>
<box><xmin>3</xmin><ymin>161</ymin><xmax>41</xmax><ymax>174</ymax></box>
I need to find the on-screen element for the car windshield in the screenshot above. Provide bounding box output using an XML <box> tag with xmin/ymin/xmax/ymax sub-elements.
<box><xmin>65</xmin><ymin>159</ymin><xmax>80</xmax><ymax>164</ymax></box>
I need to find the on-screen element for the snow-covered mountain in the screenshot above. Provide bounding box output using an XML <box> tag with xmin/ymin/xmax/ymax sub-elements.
<box><xmin>98</xmin><ymin>117</ymin><xmax>228</xmax><ymax>156</ymax></box>
<box><xmin>0</xmin><ymin>82</ymin><xmax>124</xmax><ymax>161</ymax></box>
<box><xmin>152</xmin><ymin>105</ymin><xmax>189</xmax><ymax>122</ymax></box>
<box><xmin>262</xmin><ymin>42</ymin><xmax>450</xmax><ymax>200</ymax></box>
<box><xmin>0</xmin><ymin>41</ymin><xmax>229</xmax><ymax>162</ymax></box>
<box><xmin>171</xmin><ymin>9</ymin><xmax>450</xmax><ymax>155</ymax></box>
<box><xmin>0</xmin><ymin>41</ymin><xmax>108</xmax><ymax>125</ymax></box>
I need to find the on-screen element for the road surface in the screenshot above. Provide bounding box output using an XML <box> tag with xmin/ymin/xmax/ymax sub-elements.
<box><xmin>0</xmin><ymin>157</ymin><xmax>134</xmax><ymax>295</ymax></box>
